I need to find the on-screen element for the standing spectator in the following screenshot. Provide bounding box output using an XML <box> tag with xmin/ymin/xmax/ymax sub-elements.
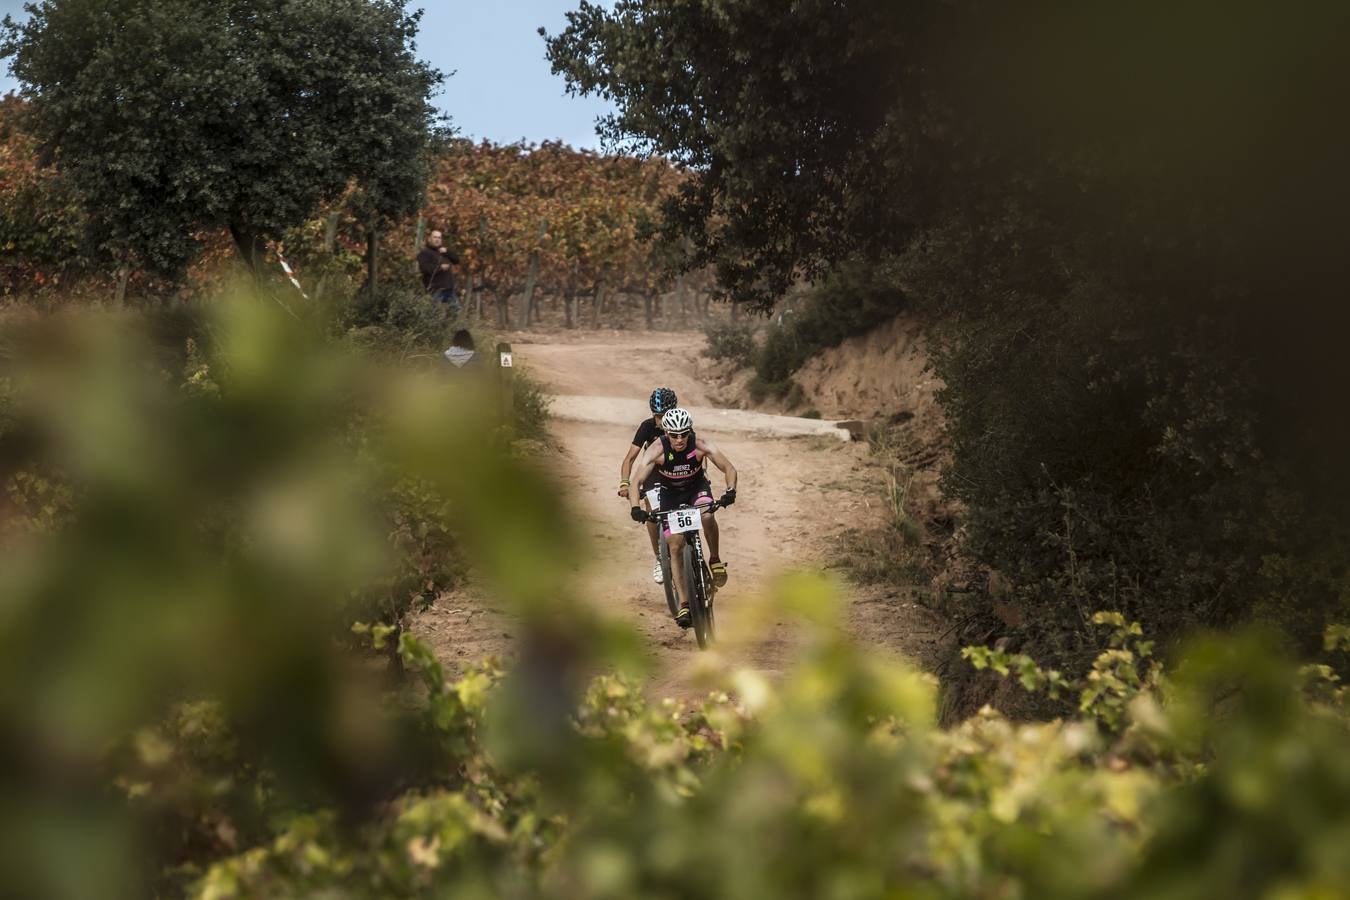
<box><xmin>417</xmin><ymin>229</ymin><xmax>460</xmax><ymax>313</ymax></box>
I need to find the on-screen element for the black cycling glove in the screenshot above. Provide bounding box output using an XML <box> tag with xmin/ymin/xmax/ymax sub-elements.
<box><xmin>630</xmin><ymin>506</ymin><xmax>648</xmax><ymax>523</ymax></box>
<box><xmin>720</xmin><ymin>488</ymin><xmax>737</xmax><ymax>507</ymax></box>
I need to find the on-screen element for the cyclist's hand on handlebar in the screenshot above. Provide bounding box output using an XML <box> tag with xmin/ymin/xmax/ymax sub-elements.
<box><xmin>630</xmin><ymin>505</ymin><xmax>649</xmax><ymax>523</ymax></box>
<box><xmin>719</xmin><ymin>488</ymin><xmax>737</xmax><ymax>507</ymax></box>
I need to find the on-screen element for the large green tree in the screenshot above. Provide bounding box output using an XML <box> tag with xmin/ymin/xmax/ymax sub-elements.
<box><xmin>1</xmin><ymin>0</ymin><xmax>442</xmax><ymax>276</ymax></box>
<box><xmin>545</xmin><ymin>0</ymin><xmax>928</xmax><ymax>307</ymax></box>
<box><xmin>546</xmin><ymin>0</ymin><xmax>1349</xmax><ymax>317</ymax></box>
<box><xmin>546</xmin><ymin>0</ymin><xmax>1350</xmax><ymax>653</ymax></box>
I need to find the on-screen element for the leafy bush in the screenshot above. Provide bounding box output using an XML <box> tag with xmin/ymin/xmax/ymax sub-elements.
<box><xmin>895</xmin><ymin>208</ymin><xmax>1350</xmax><ymax>665</ymax></box>
<box><xmin>702</xmin><ymin>318</ymin><xmax>757</xmax><ymax>367</ymax></box>
<box><xmin>755</xmin><ymin>262</ymin><xmax>904</xmax><ymax>386</ymax></box>
<box><xmin>512</xmin><ymin>368</ymin><xmax>553</xmax><ymax>442</ymax></box>
<box><xmin>194</xmin><ymin>607</ymin><xmax>1350</xmax><ymax>900</ymax></box>
<box><xmin>345</xmin><ymin>282</ymin><xmax>456</xmax><ymax>354</ymax></box>
<box><xmin>0</xmin><ymin>293</ymin><xmax>580</xmax><ymax>897</ymax></box>
<box><xmin>746</xmin><ymin>371</ymin><xmax>792</xmax><ymax>403</ymax></box>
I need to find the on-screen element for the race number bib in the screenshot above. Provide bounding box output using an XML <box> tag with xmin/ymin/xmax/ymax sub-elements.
<box><xmin>644</xmin><ymin>488</ymin><xmax>661</xmax><ymax>508</ymax></box>
<box><xmin>669</xmin><ymin>507</ymin><xmax>702</xmax><ymax>534</ymax></box>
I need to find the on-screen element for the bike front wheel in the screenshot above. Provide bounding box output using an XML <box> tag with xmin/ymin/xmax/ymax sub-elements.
<box><xmin>682</xmin><ymin>542</ymin><xmax>715</xmax><ymax>650</ymax></box>
<box><xmin>659</xmin><ymin>535</ymin><xmax>678</xmax><ymax>618</ymax></box>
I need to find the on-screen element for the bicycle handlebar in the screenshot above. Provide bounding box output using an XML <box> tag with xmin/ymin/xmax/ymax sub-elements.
<box><xmin>641</xmin><ymin>499</ymin><xmax>725</xmax><ymax>521</ymax></box>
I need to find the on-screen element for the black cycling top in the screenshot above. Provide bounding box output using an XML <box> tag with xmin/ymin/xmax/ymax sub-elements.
<box><xmin>632</xmin><ymin>416</ymin><xmax>662</xmax><ymax>450</ymax></box>
<box><xmin>655</xmin><ymin>431</ymin><xmax>706</xmax><ymax>485</ymax></box>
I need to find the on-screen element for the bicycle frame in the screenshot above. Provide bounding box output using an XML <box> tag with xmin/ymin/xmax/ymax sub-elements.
<box><xmin>647</xmin><ymin>499</ymin><xmax>723</xmax><ymax>649</ymax></box>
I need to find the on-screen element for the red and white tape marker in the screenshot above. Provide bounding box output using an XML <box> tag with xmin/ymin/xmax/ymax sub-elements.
<box><xmin>269</xmin><ymin>242</ymin><xmax>309</xmax><ymax>299</ymax></box>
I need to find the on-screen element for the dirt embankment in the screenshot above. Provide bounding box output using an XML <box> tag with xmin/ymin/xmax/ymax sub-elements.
<box><xmin>708</xmin><ymin>314</ymin><xmax>956</xmax><ymax>573</ymax></box>
<box><xmin>793</xmin><ymin>316</ymin><xmax>941</xmax><ymax>424</ymax></box>
<box><xmin>412</xmin><ymin>327</ymin><xmax>947</xmax><ymax>704</ymax></box>
<box><xmin>791</xmin><ymin>316</ymin><xmax>953</xmax><ymax>572</ymax></box>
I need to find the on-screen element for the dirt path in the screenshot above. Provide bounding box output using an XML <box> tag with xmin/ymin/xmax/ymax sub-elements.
<box><xmin>414</xmin><ymin>329</ymin><xmax>944</xmax><ymax>701</ymax></box>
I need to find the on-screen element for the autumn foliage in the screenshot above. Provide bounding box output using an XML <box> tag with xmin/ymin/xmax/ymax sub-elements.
<box><xmin>421</xmin><ymin>141</ymin><xmax>681</xmax><ymax>294</ymax></box>
<box><xmin>2</xmin><ymin>97</ymin><xmax>698</xmax><ymax>324</ymax></box>
<box><xmin>373</xmin><ymin>140</ymin><xmax>702</xmax><ymax>327</ymax></box>
<box><xmin>0</xmin><ymin>95</ymin><xmax>84</xmax><ymax>295</ymax></box>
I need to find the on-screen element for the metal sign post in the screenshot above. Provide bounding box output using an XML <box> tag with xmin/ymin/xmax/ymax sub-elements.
<box><xmin>497</xmin><ymin>342</ymin><xmax>514</xmax><ymax>441</ymax></box>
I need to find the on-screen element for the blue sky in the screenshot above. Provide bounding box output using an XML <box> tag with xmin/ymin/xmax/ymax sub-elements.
<box><xmin>0</xmin><ymin>0</ymin><xmax>617</xmax><ymax>149</ymax></box>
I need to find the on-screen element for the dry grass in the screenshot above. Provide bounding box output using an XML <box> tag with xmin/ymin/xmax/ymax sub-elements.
<box><xmin>835</xmin><ymin>419</ymin><xmax>937</xmax><ymax>593</ymax></box>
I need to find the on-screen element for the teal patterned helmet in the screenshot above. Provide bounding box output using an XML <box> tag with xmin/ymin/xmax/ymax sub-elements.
<box><xmin>649</xmin><ymin>387</ymin><xmax>678</xmax><ymax>414</ymax></box>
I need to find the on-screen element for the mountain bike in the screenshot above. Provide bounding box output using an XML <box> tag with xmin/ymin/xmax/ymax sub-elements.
<box><xmin>644</xmin><ymin>494</ymin><xmax>724</xmax><ymax>650</ymax></box>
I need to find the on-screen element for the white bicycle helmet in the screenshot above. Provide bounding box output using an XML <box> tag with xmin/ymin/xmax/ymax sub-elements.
<box><xmin>661</xmin><ymin>407</ymin><xmax>693</xmax><ymax>434</ymax></box>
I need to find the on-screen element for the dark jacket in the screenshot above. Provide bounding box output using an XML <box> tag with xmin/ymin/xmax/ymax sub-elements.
<box><xmin>418</xmin><ymin>244</ymin><xmax>459</xmax><ymax>293</ymax></box>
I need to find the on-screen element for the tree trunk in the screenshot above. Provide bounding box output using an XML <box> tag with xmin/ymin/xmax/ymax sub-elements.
<box><xmin>564</xmin><ymin>289</ymin><xmax>575</xmax><ymax>329</ymax></box>
<box><xmin>365</xmin><ymin>228</ymin><xmax>379</xmax><ymax>300</ymax></box>
<box><xmin>113</xmin><ymin>264</ymin><xmax>130</xmax><ymax>308</ymax></box>
<box><xmin>324</xmin><ymin>214</ymin><xmax>339</xmax><ymax>255</ymax></box>
<box><xmin>519</xmin><ymin>219</ymin><xmax>546</xmax><ymax>330</ymax></box>
<box><xmin>591</xmin><ymin>279</ymin><xmax>605</xmax><ymax>329</ymax></box>
<box><xmin>520</xmin><ymin>268</ymin><xmax>537</xmax><ymax>328</ymax></box>
<box><xmin>414</xmin><ymin>215</ymin><xmax>426</xmax><ymax>253</ymax></box>
<box><xmin>228</xmin><ymin>224</ymin><xmax>264</xmax><ymax>276</ymax></box>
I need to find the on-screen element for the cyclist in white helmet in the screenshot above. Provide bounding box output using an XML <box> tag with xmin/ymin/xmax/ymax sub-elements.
<box><xmin>628</xmin><ymin>407</ymin><xmax>737</xmax><ymax>627</ymax></box>
<box><xmin>618</xmin><ymin>387</ymin><xmax>678</xmax><ymax>584</ymax></box>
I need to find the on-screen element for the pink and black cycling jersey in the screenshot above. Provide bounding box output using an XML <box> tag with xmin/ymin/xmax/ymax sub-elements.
<box><xmin>652</xmin><ymin>431</ymin><xmax>712</xmax><ymax>530</ymax></box>
<box><xmin>655</xmin><ymin>431</ymin><xmax>706</xmax><ymax>486</ymax></box>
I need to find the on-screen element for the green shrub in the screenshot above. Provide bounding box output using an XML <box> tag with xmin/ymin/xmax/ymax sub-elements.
<box><xmin>194</xmin><ymin>605</ymin><xmax>1350</xmax><ymax>900</ymax></box>
<box><xmin>747</xmin><ymin>372</ymin><xmax>792</xmax><ymax>403</ymax></box>
<box><xmin>755</xmin><ymin>261</ymin><xmax>904</xmax><ymax>385</ymax></box>
<box><xmin>872</xmin><ymin>203</ymin><xmax>1350</xmax><ymax>667</ymax></box>
<box><xmin>702</xmin><ymin>318</ymin><xmax>757</xmax><ymax>367</ymax></box>
<box><xmin>372</xmin><ymin>285</ymin><xmax>455</xmax><ymax>353</ymax></box>
<box><xmin>0</xmin><ymin>295</ymin><xmax>573</xmax><ymax>898</ymax></box>
<box><xmin>512</xmin><ymin>368</ymin><xmax>553</xmax><ymax>443</ymax></box>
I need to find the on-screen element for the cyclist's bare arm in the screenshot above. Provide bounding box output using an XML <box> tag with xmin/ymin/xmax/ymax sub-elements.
<box><xmin>618</xmin><ymin>443</ymin><xmax>642</xmax><ymax>497</ymax></box>
<box><xmin>627</xmin><ymin>441</ymin><xmax>664</xmax><ymax>507</ymax></box>
<box><xmin>696</xmin><ymin>437</ymin><xmax>738</xmax><ymax>491</ymax></box>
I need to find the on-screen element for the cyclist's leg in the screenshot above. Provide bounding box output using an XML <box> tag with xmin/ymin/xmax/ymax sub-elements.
<box><xmin>641</xmin><ymin>477</ymin><xmax>661</xmax><ymax>554</ymax></box>
<box><xmin>692</xmin><ymin>480</ymin><xmax>727</xmax><ymax>586</ymax></box>
<box><xmin>642</xmin><ymin>479</ymin><xmax>662</xmax><ymax>582</ymax></box>
<box><xmin>659</xmin><ymin>483</ymin><xmax>697</xmax><ymax>621</ymax></box>
<box><xmin>644</xmin><ymin>512</ymin><xmax>660</xmax><ymax>556</ymax></box>
<box><xmin>690</xmin><ymin>481</ymin><xmax>718</xmax><ymax>556</ymax></box>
